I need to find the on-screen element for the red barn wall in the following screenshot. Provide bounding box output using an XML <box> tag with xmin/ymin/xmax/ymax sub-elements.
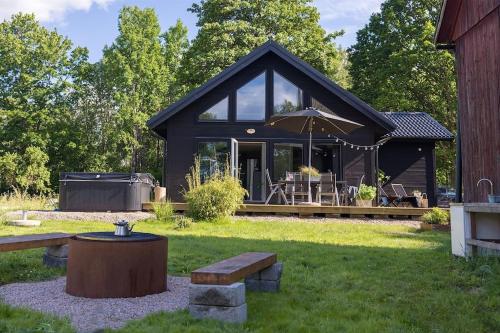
<box><xmin>454</xmin><ymin>4</ymin><xmax>500</xmax><ymax>202</ymax></box>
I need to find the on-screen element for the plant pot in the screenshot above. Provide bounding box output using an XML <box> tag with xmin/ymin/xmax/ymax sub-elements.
<box><xmin>355</xmin><ymin>199</ymin><xmax>373</xmax><ymax>207</ymax></box>
<box><xmin>488</xmin><ymin>194</ymin><xmax>500</xmax><ymax>203</ymax></box>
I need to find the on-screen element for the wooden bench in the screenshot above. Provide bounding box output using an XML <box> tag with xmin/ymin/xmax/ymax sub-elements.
<box><xmin>189</xmin><ymin>252</ymin><xmax>283</xmax><ymax>323</ymax></box>
<box><xmin>0</xmin><ymin>233</ymin><xmax>72</xmax><ymax>267</ymax></box>
<box><xmin>191</xmin><ymin>252</ymin><xmax>277</xmax><ymax>285</ymax></box>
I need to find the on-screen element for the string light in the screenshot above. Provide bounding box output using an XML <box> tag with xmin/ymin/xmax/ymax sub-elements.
<box><xmin>324</xmin><ymin>134</ymin><xmax>387</xmax><ymax>151</ymax></box>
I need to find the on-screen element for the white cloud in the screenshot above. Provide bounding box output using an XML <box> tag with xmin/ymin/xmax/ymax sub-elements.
<box><xmin>314</xmin><ymin>0</ymin><xmax>383</xmax><ymax>21</ymax></box>
<box><xmin>0</xmin><ymin>0</ymin><xmax>116</xmax><ymax>22</ymax></box>
<box><xmin>314</xmin><ymin>0</ymin><xmax>384</xmax><ymax>47</ymax></box>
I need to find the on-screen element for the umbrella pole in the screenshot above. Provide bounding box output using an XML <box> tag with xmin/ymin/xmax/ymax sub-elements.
<box><xmin>308</xmin><ymin>121</ymin><xmax>312</xmax><ymax>203</ymax></box>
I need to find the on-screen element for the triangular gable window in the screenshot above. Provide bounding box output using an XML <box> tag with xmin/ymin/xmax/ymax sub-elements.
<box><xmin>199</xmin><ymin>97</ymin><xmax>228</xmax><ymax>121</ymax></box>
<box><xmin>312</xmin><ymin>97</ymin><xmax>335</xmax><ymax>115</ymax></box>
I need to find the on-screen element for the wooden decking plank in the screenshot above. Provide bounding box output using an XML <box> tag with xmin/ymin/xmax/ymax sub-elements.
<box><xmin>0</xmin><ymin>233</ymin><xmax>72</xmax><ymax>252</ymax></box>
<box><xmin>143</xmin><ymin>202</ymin><xmax>433</xmax><ymax>217</ymax></box>
<box><xmin>191</xmin><ymin>252</ymin><xmax>277</xmax><ymax>285</ymax></box>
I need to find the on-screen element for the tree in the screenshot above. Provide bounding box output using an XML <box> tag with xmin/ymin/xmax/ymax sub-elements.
<box><xmin>0</xmin><ymin>147</ymin><xmax>51</xmax><ymax>194</ymax></box>
<box><xmin>0</xmin><ymin>13</ymin><xmax>88</xmax><ymax>188</ymax></box>
<box><xmin>178</xmin><ymin>0</ymin><xmax>349</xmax><ymax>92</ymax></box>
<box><xmin>69</xmin><ymin>52</ymin><xmax>120</xmax><ymax>172</ymax></box>
<box><xmin>102</xmin><ymin>6</ymin><xmax>169</xmax><ymax>174</ymax></box>
<box><xmin>348</xmin><ymin>0</ymin><xmax>456</xmax><ymax>185</ymax></box>
<box><xmin>162</xmin><ymin>19</ymin><xmax>190</xmax><ymax>104</ymax></box>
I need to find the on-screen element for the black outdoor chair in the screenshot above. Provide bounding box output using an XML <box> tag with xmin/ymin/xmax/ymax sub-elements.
<box><xmin>286</xmin><ymin>172</ymin><xmax>308</xmax><ymax>205</ymax></box>
<box><xmin>378</xmin><ymin>184</ymin><xmax>397</xmax><ymax>207</ymax></box>
<box><xmin>391</xmin><ymin>184</ymin><xmax>419</xmax><ymax>207</ymax></box>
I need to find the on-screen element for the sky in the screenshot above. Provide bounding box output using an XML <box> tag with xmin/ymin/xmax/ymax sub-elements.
<box><xmin>0</xmin><ymin>0</ymin><xmax>384</xmax><ymax>63</ymax></box>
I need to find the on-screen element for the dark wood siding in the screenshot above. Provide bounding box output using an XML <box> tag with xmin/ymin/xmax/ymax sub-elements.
<box><xmin>161</xmin><ymin>53</ymin><xmax>383</xmax><ymax>201</ymax></box>
<box><xmin>379</xmin><ymin>141</ymin><xmax>437</xmax><ymax>206</ymax></box>
<box><xmin>454</xmin><ymin>5</ymin><xmax>500</xmax><ymax>202</ymax></box>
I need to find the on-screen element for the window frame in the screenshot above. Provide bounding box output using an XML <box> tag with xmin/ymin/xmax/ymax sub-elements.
<box><xmin>235</xmin><ymin>71</ymin><xmax>267</xmax><ymax>122</ymax></box>
<box><xmin>198</xmin><ymin>96</ymin><xmax>229</xmax><ymax>122</ymax></box>
<box><xmin>272</xmin><ymin>70</ymin><xmax>304</xmax><ymax>115</ymax></box>
<box><xmin>196</xmin><ymin>140</ymin><xmax>230</xmax><ymax>181</ymax></box>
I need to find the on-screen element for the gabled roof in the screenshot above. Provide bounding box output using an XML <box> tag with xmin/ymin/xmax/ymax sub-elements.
<box><xmin>147</xmin><ymin>40</ymin><xmax>396</xmax><ymax>132</ymax></box>
<box><xmin>383</xmin><ymin>112</ymin><xmax>454</xmax><ymax>141</ymax></box>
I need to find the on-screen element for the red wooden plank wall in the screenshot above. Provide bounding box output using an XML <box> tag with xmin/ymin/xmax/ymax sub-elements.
<box><xmin>455</xmin><ymin>5</ymin><xmax>500</xmax><ymax>202</ymax></box>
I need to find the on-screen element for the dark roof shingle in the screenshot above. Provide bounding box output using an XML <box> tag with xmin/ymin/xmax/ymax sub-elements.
<box><xmin>383</xmin><ymin>112</ymin><xmax>454</xmax><ymax>140</ymax></box>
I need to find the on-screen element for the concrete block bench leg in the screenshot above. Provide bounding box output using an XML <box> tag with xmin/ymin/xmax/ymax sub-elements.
<box><xmin>189</xmin><ymin>282</ymin><xmax>247</xmax><ymax>323</ymax></box>
<box><xmin>43</xmin><ymin>245</ymin><xmax>68</xmax><ymax>268</ymax></box>
<box><xmin>245</xmin><ymin>262</ymin><xmax>283</xmax><ymax>292</ymax></box>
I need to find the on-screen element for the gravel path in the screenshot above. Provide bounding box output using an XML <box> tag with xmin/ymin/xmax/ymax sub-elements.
<box><xmin>233</xmin><ymin>214</ymin><xmax>421</xmax><ymax>227</ymax></box>
<box><xmin>0</xmin><ymin>276</ymin><xmax>189</xmax><ymax>333</ymax></box>
<box><xmin>5</xmin><ymin>210</ymin><xmax>154</xmax><ymax>223</ymax></box>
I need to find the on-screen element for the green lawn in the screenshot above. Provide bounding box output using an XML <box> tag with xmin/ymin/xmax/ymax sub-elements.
<box><xmin>0</xmin><ymin>218</ymin><xmax>499</xmax><ymax>332</ymax></box>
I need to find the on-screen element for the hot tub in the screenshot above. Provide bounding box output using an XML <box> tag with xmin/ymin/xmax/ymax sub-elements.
<box><xmin>59</xmin><ymin>172</ymin><xmax>155</xmax><ymax>211</ymax></box>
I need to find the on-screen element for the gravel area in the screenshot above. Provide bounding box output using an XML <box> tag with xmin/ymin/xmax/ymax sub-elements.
<box><xmin>0</xmin><ymin>276</ymin><xmax>189</xmax><ymax>333</ymax></box>
<box><xmin>5</xmin><ymin>210</ymin><xmax>154</xmax><ymax>223</ymax></box>
<box><xmin>234</xmin><ymin>214</ymin><xmax>422</xmax><ymax>227</ymax></box>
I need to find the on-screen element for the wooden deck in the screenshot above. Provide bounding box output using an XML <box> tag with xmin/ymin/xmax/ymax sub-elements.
<box><xmin>143</xmin><ymin>202</ymin><xmax>433</xmax><ymax>218</ymax></box>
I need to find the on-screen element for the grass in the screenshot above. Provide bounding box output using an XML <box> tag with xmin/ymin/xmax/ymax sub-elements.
<box><xmin>0</xmin><ymin>218</ymin><xmax>499</xmax><ymax>332</ymax></box>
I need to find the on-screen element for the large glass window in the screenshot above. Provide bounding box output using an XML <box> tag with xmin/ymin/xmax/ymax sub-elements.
<box><xmin>312</xmin><ymin>97</ymin><xmax>334</xmax><ymax>114</ymax></box>
<box><xmin>198</xmin><ymin>142</ymin><xmax>229</xmax><ymax>181</ymax></box>
<box><xmin>199</xmin><ymin>97</ymin><xmax>228</xmax><ymax>121</ymax></box>
<box><xmin>273</xmin><ymin>71</ymin><xmax>303</xmax><ymax>114</ymax></box>
<box><xmin>236</xmin><ymin>72</ymin><xmax>266</xmax><ymax>121</ymax></box>
<box><xmin>273</xmin><ymin>143</ymin><xmax>303</xmax><ymax>180</ymax></box>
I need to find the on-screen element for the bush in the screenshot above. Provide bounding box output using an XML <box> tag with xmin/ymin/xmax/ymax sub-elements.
<box><xmin>356</xmin><ymin>184</ymin><xmax>377</xmax><ymax>200</ymax></box>
<box><xmin>152</xmin><ymin>201</ymin><xmax>174</xmax><ymax>222</ymax></box>
<box><xmin>174</xmin><ymin>215</ymin><xmax>193</xmax><ymax>230</ymax></box>
<box><xmin>185</xmin><ymin>173</ymin><xmax>246</xmax><ymax>221</ymax></box>
<box><xmin>422</xmin><ymin>207</ymin><xmax>449</xmax><ymax>225</ymax></box>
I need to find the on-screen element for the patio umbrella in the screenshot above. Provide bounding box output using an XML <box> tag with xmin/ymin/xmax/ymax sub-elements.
<box><xmin>266</xmin><ymin>107</ymin><xmax>364</xmax><ymax>203</ymax></box>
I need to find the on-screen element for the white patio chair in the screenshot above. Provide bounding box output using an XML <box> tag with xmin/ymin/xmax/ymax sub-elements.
<box><xmin>265</xmin><ymin>169</ymin><xmax>288</xmax><ymax>205</ymax></box>
<box><xmin>317</xmin><ymin>172</ymin><xmax>339</xmax><ymax>206</ymax></box>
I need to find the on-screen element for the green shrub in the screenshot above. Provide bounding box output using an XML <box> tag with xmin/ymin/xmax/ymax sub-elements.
<box><xmin>174</xmin><ymin>215</ymin><xmax>193</xmax><ymax>230</ymax></box>
<box><xmin>422</xmin><ymin>207</ymin><xmax>449</xmax><ymax>225</ymax></box>
<box><xmin>185</xmin><ymin>173</ymin><xmax>246</xmax><ymax>222</ymax></box>
<box><xmin>356</xmin><ymin>184</ymin><xmax>377</xmax><ymax>200</ymax></box>
<box><xmin>152</xmin><ymin>201</ymin><xmax>174</xmax><ymax>222</ymax></box>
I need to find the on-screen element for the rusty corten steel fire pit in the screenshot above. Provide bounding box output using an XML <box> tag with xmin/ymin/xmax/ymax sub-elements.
<box><xmin>66</xmin><ymin>232</ymin><xmax>167</xmax><ymax>298</ymax></box>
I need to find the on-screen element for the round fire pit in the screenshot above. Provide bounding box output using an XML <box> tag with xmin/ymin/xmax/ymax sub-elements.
<box><xmin>66</xmin><ymin>232</ymin><xmax>167</xmax><ymax>298</ymax></box>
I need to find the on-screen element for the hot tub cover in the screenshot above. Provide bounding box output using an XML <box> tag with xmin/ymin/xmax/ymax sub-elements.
<box><xmin>60</xmin><ymin>172</ymin><xmax>156</xmax><ymax>185</ymax></box>
<box><xmin>59</xmin><ymin>172</ymin><xmax>155</xmax><ymax>212</ymax></box>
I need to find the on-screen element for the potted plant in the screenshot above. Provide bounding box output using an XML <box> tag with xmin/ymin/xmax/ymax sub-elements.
<box><xmin>420</xmin><ymin>207</ymin><xmax>450</xmax><ymax>231</ymax></box>
<box><xmin>299</xmin><ymin>166</ymin><xmax>320</xmax><ymax>181</ymax></box>
<box><xmin>355</xmin><ymin>184</ymin><xmax>376</xmax><ymax>207</ymax></box>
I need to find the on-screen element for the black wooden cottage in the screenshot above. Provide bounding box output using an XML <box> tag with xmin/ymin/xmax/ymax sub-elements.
<box><xmin>147</xmin><ymin>41</ymin><xmax>452</xmax><ymax>205</ymax></box>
